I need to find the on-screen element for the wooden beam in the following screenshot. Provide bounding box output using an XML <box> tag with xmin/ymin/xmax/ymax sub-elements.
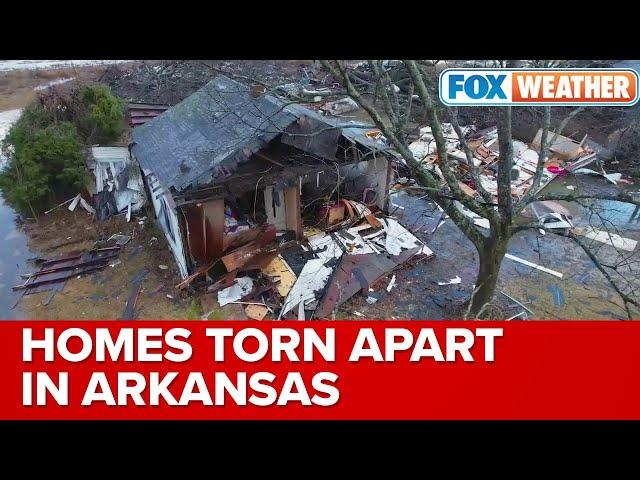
<box><xmin>255</xmin><ymin>151</ymin><xmax>285</xmax><ymax>167</ymax></box>
<box><xmin>201</xmin><ymin>198</ymin><xmax>225</xmax><ymax>263</ymax></box>
<box><xmin>284</xmin><ymin>186</ymin><xmax>303</xmax><ymax>240</ymax></box>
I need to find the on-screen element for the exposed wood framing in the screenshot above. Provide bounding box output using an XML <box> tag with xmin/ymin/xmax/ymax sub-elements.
<box><xmin>284</xmin><ymin>185</ymin><xmax>303</xmax><ymax>240</ymax></box>
<box><xmin>202</xmin><ymin>198</ymin><xmax>225</xmax><ymax>263</ymax></box>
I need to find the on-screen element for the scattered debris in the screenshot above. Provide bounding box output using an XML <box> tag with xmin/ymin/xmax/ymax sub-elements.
<box><xmin>158</xmin><ymin>264</ymin><xmax>169</xmax><ymax>270</ymax></box>
<box><xmin>87</xmin><ymin>146</ymin><xmax>146</xmax><ymax>221</ymax></box>
<box><xmin>437</xmin><ymin>276</ymin><xmax>462</xmax><ymax>286</ymax></box>
<box><xmin>218</xmin><ymin>277</ymin><xmax>254</xmax><ymax>307</ymax></box>
<box><xmin>575</xmin><ymin>227</ymin><xmax>638</xmax><ymax>252</ymax></box>
<box><xmin>45</xmin><ymin>196</ymin><xmax>76</xmax><ymax>215</ymax></box>
<box><xmin>107</xmin><ymin>234</ymin><xmax>131</xmax><ymax>247</ymax></box>
<box><xmin>500</xmin><ymin>291</ymin><xmax>534</xmax><ymax>315</ymax></box>
<box><xmin>366</xmin><ymin>294</ymin><xmax>379</xmax><ymax>304</ymax></box>
<box><xmin>13</xmin><ymin>247</ymin><xmax>123</xmax><ymax>294</ymax></box>
<box><xmin>127</xmin><ymin>103</ymin><xmax>169</xmax><ymax>128</ymax></box>
<box><xmin>121</xmin><ymin>269</ymin><xmax>149</xmax><ymax>320</ymax></box>
<box><xmin>506</xmin><ymin>311</ymin><xmax>527</xmax><ymax>320</ymax></box>
<box><xmin>320</xmin><ymin>97</ymin><xmax>359</xmax><ymax>115</ymax></box>
<box><xmin>245</xmin><ymin>304</ymin><xmax>269</xmax><ymax>320</ymax></box>
<box><xmin>547</xmin><ymin>284</ymin><xmax>565</xmax><ymax>306</ymax></box>
<box><xmin>504</xmin><ymin>253</ymin><xmax>563</xmax><ymax>278</ymax></box>
<box><xmin>386</xmin><ymin>274</ymin><xmax>397</xmax><ymax>293</ymax></box>
<box><xmin>353</xmin><ymin>311</ymin><xmax>365</xmax><ymax>317</ymax></box>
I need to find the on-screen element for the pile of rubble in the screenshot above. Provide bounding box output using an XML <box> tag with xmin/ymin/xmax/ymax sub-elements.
<box><xmin>410</xmin><ymin>123</ymin><xmax>598</xmax><ymax>202</ymax></box>
<box><xmin>205</xmin><ymin>201</ymin><xmax>433</xmax><ymax>320</ymax></box>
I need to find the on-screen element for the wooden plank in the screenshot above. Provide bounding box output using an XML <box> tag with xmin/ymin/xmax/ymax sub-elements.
<box><xmin>284</xmin><ymin>186</ymin><xmax>302</xmax><ymax>240</ymax></box>
<box><xmin>202</xmin><ymin>198</ymin><xmax>225</xmax><ymax>263</ymax></box>
<box><xmin>504</xmin><ymin>253</ymin><xmax>563</xmax><ymax>278</ymax></box>
<box><xmin>245</xmin><ymin>304</ymin><xmax>269</xmax><ymax>320</ymax></box>
<box><xmin>365</xmin><ymin>214</ymin><xmax>383</xmax><ymax>229</ymax></box>
<box><xmin>262</xmin><ymin>255</ymin><xmax>297</xmax><ymax>297</ymax></box>
<box><xmin>223</xmin><ymin>224</ymin><xmax>275</xmax><ymax>253</ymax></box>
<box><xmin>221</xmin><ymin>228</ymin><xmax>277</xmax><ymax>272</ymax></box>
<box><xmin>255</xmin><ymin>151</ymin><xmax>285</xmax><ymax>167</ymax></box>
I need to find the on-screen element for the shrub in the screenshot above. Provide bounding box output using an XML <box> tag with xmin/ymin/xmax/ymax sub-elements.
<box><xmin>0</xmin><ymin>104</ymin><xmax>86</xmax><ymax>216</ymax></box>
<box><xmin>77</xmin><ymin>84</ymin><xmax>124</xmax><ymax>142</ymax></box>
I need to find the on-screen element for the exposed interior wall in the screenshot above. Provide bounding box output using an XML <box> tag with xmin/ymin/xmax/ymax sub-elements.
<box><xmin>284</xmin><ymin>186</ymin><xmax>303</xmax><ymax>240</ymax></box>
<box><xmin>201</xmin><ymin>198</ymin><xmax>225</xmax><ymax>264</ymax></box>
<box><xmin>145</xmin><ymin>172</ymin><xmax>189</xmax><ymax>278</ymax></box>
<box><xmin>182</xmin><ymin>205</ymin><xmax>206</xmax><ymax>265</ymax></box>
<box><xmin>338</xmin><ymin>156</ymin><xmax>390</xmax><ymax>209</ymax></box>
<box><xmin>263</xmin><ymin>185</ymin><xmax>287</xmax><ymax>231</ymax></box>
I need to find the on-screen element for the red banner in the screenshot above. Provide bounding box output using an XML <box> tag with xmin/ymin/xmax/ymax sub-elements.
<box><xmin>1</xmin><ymin>321</ymin><xmax>639</xmax><ymax>420</ymax></box>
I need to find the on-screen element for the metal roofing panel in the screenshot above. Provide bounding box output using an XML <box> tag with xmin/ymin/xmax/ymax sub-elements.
<box><xmin>131</xmin><ymin>75</ymin><xmax>298</xmax><ymax>192</ymax></box>
<box><xmin>90</xmin><ymin>146</ymin><xmax>131</xmax><ymax>163</ymax></box>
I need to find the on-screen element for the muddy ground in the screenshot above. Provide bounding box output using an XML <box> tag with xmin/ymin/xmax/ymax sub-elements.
<box><xmin>335</xmin><ymin>178</ymin><xmax>640</xmax><ymax>320</ymax></box>
<box><xmin>17</xmin><ymin>207</ymin><xmax>202</xmax><ymax>320</ymax></box>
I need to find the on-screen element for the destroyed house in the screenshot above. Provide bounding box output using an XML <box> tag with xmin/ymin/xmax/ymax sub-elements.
<box><xmin>131</xmin><ymin>75</ymin><xmax>395</xmax><ymax>280</ymax></box>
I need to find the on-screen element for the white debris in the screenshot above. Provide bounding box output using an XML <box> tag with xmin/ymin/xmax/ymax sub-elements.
<box><xmin>455</xmin><ymin>201</ymin><xmax>490</xmax><ymax>229</ymax></box>
<box><xmin>539</xmin><ymin>212</ymin><xmax>573</xmax><ymax>230</ymax></box>
<box><xmin>504</xmin><ymin>253</ymin><xmax>563</xmax><ymax>278</ymax></box>
<box><xmin>79</xmin><ymin>197</ymin><xmax>95</xmax><ymax>214</ymax></box>
<box><xmin>68</xmin><ymin>194</ymin><xmax>81</xmax><ymax>212</ymax></box>
<box><xmin>218</xmin><ymin>277</ymin><xmax>254</xmax><ymax>307</ymax></box>
<box><xmin>577</xmin><ymin>227</ymin><xmax>637</xmax><ymax>252</ymax></box>
<box><xmin>381</xmin><ymin>218</ymin><xmax>424</xmax><ymax>255</ymax></box>
<box><xmin>437</xmin><ymin>276</ymin><xmax>462</xmax><ymax>286</ymax></box>
<box><xmin>279</xmin><ymin>259</ymin><xmax>334</xmax><ymax>318</ymax></box>
<box><xmin>386</xmin><ymin>274</ymin><xmax>397</xmax><ymax>292</ymax></box>
<box><xmin>573</xmin><ymin>168</ymin><xmax>620</xmax><ymax>185</ymax></box>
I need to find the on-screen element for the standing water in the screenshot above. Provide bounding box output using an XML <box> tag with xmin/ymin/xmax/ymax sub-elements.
<box><xmin>0</xmin><ymin>108</ymin><xmax>32</xmax><ymax>319</ymax></box>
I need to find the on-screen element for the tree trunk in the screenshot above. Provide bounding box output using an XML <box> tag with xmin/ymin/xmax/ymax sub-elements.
<box><xmin>467</xmin><ymin>238</ymin><xmax>507</xmax><ymax>318</ymax></box>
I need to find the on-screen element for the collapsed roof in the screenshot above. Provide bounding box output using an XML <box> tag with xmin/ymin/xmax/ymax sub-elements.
<box><xmin>131</xmin><ymin>75</ymin><xmax>389</xmax><ymax>194</ymax></box>
<box><xmin>131</xmin><ymin>75</ymin><xmax>298</xmax><ymax>192</ymax></box>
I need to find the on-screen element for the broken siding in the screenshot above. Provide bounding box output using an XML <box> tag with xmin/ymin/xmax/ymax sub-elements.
<box><xmin>339</xmin><ymin>156</ymin><xmax>390</xmax><ymax>210</ymax></box>
<box><xmin>145</xmin><ymin>172</ymin><xmax>189</xmax><ymax>278</ymax></box>
<box><xmin>89</xmin><ymin>146</ymin><xmax>146</xmax><ymax>214</ymax></box>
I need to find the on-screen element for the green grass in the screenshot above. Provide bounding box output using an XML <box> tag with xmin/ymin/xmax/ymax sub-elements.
<box><xmin>207</xmin><ymin>307</ymin><xmax>227</xmax><ymax>320</ymax></box>
<box><xmin>185</xmin><ymin>299</ymin><xmax>203</xmax><ymax>320</ymax></box>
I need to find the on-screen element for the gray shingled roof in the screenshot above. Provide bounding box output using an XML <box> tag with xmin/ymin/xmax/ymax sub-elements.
<box><xmin>131</xmin><ymin>75</ymin><xmax>297</xmax><ymax>192</ymax></box>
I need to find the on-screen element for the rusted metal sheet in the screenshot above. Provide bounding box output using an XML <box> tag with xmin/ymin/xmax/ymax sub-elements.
<box><xmin>13</xmin><ymin>248</ymin><xmax>121</xmax><ymax>292</ymax></box>
<box><xmin>127</xmin><ymin>103</ymin><xmax>169</xmax><ymax>128</ymax></box>
<box><xmin>314</xmin><ymin>247</ymin><xmax>420</xmax><ymax>319</ymax></box>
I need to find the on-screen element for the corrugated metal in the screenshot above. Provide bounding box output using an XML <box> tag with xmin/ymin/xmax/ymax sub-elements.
<box><xmin>91</xmin><ymin>146</ymin><xmax>131</xmax><ymax>164</ymax></box>
<box><xmin>127</xmin><ymin>103</ymin><xmax>169</xmax><ymax>128</ymax></box>
<box><xmin>89</xmin><ymin>146</ymin><xmax>146</xmax><ymax>215</ymax></box>
<box><xmin>131</xmin><ymin>75</ymin><xmax>298</xmax><ymax>193</ymax></box>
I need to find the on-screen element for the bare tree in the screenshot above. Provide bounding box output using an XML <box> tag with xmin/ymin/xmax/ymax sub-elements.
<box><xmin>321</xmin><ymin>60</ymin><xmax>640</xmax><ymax>319</ymax></box>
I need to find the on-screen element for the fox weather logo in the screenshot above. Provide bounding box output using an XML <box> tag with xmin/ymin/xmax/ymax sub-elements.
<box><xmin>439</xmin><ymin>68</ymin><xmax>639</xmax><ymax>107</ymax></box>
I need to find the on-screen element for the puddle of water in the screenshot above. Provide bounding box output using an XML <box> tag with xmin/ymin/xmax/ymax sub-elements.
<box><xmin>0</xmin><ymin>193</ymin><xmax>32</xmax><ymax>319</ymax></box>
<box><xmin>0</xmin><ymin>108</ymin><xmax>34</xmax><ymax>318</ymax></box>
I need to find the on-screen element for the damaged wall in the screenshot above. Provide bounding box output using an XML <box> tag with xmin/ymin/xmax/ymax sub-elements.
<box><xmin>338</xmin><ymin>156</ymin><xmax>390</xmax><ymax>210</ymax></box>
<box><xmin>263</xmin><ymin>185</ymin><xmax>287</xmax><ymax>231</ymax></box>
<box><xmin>145</xmin><ymin>171</ymin><xmax>189</xmax><ymax>278</ymax></box>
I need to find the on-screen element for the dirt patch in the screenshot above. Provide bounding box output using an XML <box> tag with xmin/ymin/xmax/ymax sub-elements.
<box><xmin>17</xmin><ymin>207</ymin><xmax>199</xmax><ymax>320</ymax></box>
